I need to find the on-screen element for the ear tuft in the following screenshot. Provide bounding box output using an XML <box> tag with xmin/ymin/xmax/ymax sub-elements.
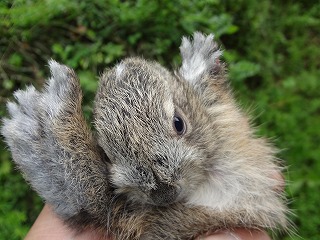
<box><xmin>179</xmin><ymin>32</ymin><xmax>222</xmax><ymax>85</ymax></box>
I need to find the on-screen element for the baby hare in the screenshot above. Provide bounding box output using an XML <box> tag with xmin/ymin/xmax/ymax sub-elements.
<box><xmin>2</xmin><ymin>32</ymin><xmax>288</xmax><ymax>239</ymax></box>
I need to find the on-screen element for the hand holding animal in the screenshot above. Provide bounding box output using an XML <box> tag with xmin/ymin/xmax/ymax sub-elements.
<box><xmin>2</xmin><ymin>32</ymin><xmax>288</xmax><ymax>239</ymax></box>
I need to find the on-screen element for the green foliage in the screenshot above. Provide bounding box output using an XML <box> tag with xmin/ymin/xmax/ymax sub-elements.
<box><xmin>0</xmin><ymin>147</ymin><xmax>42</xmax><ymax>239</ymax></box>
<box><xmin>0</xmin><ymin>0</ymin><xmax>319</xmax><ymax>239</ymax></box>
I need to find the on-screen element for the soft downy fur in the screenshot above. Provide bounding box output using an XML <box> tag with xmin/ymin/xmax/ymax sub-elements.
<box><xmin>2</xmin><ymin>32</ymin><xmax>289</xmax><ymax>239</ymax></box>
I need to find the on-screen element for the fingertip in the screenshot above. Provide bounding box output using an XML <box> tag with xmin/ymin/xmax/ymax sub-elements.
<box><xmin>235</xmin><ymin>229</ymin><xmax>271</xmax><ymax>240</ymax></box>
<box><xmin>200</xmin><ymin>229</ymin><xmax>271</xmax><ymax>240</ymax></box>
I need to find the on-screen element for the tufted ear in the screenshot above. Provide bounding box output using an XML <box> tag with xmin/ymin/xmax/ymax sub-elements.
<box><xmin>179</xmin><ymin>32</ymin><xmax>224</xmax><ymax>88</ymax></box>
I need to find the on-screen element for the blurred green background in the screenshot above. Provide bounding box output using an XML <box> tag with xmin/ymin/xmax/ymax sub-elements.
<box><xmin>0</xmin><ymin>0</ymin><xmax>319</xmax><ymax>239</ymax></box>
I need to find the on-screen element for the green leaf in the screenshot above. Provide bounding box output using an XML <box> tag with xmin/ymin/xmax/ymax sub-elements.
<box><xmin>229</xmin><ymin>61</ymin><xmax>261</xmax><ymax>82</ymax></box>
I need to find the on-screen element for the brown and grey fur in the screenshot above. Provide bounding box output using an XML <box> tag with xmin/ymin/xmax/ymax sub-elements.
<box><xmin>1</xmin><ymin>32</ymin><xmax>288</xmax><ymax>239</ymax></box>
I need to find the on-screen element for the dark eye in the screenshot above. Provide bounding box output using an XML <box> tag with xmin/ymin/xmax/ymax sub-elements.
<box><xmin>173</xmin><ymin>114</ymin><xmax>185</xmax><ymax>135</ymax></box>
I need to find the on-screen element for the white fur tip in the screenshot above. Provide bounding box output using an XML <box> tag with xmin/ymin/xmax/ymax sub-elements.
<box><xmin>48</xmin><ymin>59</ymin><xmax>70</xmax><ymax>80</ymax></box>
<box><xmin>179</xmin><ymin>32</ymin><xmax>222</xmax><ymax>85</ymax></box>
<box><xmin>116</xmin><ymin>63</ymin><xmax>125</xmax><ymax>79</ymax></box>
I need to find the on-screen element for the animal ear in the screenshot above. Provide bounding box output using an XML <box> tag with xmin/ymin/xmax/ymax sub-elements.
<box><xmin>179</xmin><ymin>32</ymin><xmax>224</xmax><ymax>88</ymax></box>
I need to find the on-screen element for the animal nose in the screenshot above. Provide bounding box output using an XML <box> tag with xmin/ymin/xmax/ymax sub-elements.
<box><xmin>150</xmin><ymin>182</ymin><xmax>180</xmax><ymax>206</ymax></box>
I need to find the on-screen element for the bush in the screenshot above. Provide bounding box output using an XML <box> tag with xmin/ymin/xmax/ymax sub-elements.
<box><xmin>0</xmin><ymin>1</ymin><xmax>319</xmax><ymax>239</ymax></box>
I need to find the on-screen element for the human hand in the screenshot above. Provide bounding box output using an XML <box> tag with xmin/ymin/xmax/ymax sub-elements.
<box><xmin>199</xmin><ymin>229</ymin><xmax>271</xmax><ymax>240</ymax></box>
<box><xmin>24</xmin><ymin>205</ymin><xmax>110</xmax><ymax>240</ymax></box>
<box><xmin>25</xmin><ymin>205</ymin><xmax>271</xmax><ymax>240</ymax></box>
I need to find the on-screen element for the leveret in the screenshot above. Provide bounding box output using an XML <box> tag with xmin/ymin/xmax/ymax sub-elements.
<box><xmin>2</xmin><ymin>32</ymin><xmax>288</xmax><ymax>239</ymax></box>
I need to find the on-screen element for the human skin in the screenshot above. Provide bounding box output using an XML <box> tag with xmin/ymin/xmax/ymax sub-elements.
<box><xmin>25</xmin><ymin>172</ymin><xmax>283</xmax><ymax>239</ymax></box>
<box><xmin>25</xmin><ymin>205</ymin><xmax>271</xmax><ymax>240</ymax></box>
